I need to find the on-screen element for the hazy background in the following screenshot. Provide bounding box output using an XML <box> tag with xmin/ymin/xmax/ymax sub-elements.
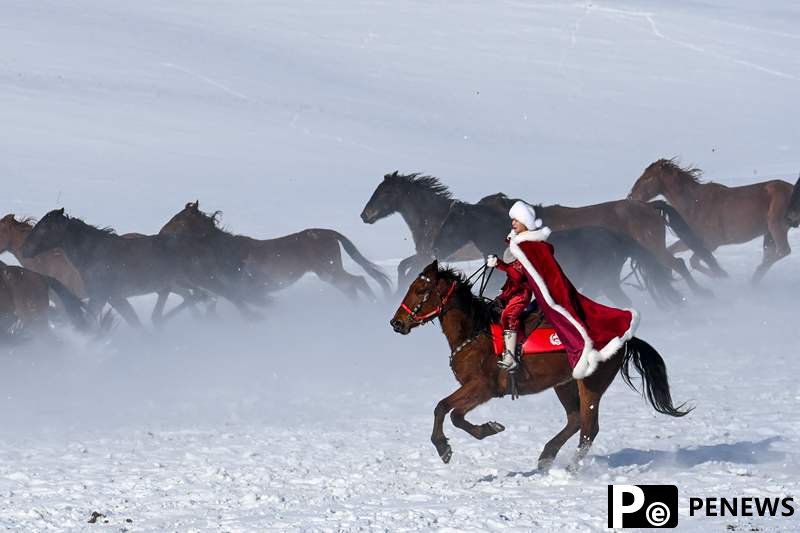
<box><xmin>0</xmin><ymin>1</ymin><xmax>798</xmax><ymax>530</ymax></box>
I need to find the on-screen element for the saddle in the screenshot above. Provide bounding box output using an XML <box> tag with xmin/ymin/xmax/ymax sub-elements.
<box><xmin>489</xmin><ymin>302</ymin><xmax>563</xmax><ymax>356</ymax></box>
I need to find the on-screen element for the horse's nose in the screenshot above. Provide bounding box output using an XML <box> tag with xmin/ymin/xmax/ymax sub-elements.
<box><xmin>360</xmin><ymin>209</ymin><xmax>374</xmax><ymax>223</ymax></box>
<box><xmin>390</xmin><ymin>318</ymin><xmax>407</xmax><ymax>334</ymax></box>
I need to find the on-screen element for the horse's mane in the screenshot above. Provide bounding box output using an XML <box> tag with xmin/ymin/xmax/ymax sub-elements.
<box><xmin>1</xmin><ymin>215</ymin><xmax>37</xmax><ymax>227</ymax></box>
<box><xmin>191</xmin><ymin>207</ymin><xmax>237</xmax><ymax>238</ymax></box>
<box><xmin>436</xmin><ymin>265</ymin><xmax>494</xmax><ymax>334</ymax></box>
<box><xmin>65</xmin><ymin>214</ymin><xmax>116</xmax><ymax>235</ymax></box>
<box><xmin>386</xmin><ymin>172</ymin><xmax>453</xmax><ymax>200</ymax></box>
<box><xmin>658</xmin><ymin>157</ymin><xmax>705</xmax><ymax>184</ymax></box>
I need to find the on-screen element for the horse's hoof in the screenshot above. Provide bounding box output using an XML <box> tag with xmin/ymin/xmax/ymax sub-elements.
<box><xmin>537</xmin><ymin>459</ymin><xmax>553</xmax><ymax>472</ymax></box>
<box><xmin>486</xmin><ymin>421</ymin><xmax>505</xmax><ymax>435</ymax></box>
<box><xmin>440</xmin><ymin>445</ymin><xmax>452</xmax><ymax>464</ymax></box>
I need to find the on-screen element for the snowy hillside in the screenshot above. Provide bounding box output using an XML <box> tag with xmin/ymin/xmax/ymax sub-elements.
<box><xmin>1</xmin><ymin>0</ymin><xmax>799</xmax><ymax>531</ymax></box>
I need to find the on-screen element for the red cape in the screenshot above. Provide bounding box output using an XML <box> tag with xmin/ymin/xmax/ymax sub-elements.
<box><xmin>508</xmin><ymin>228</ymin><xmax>639</xmax><ymax>379</ymax></box>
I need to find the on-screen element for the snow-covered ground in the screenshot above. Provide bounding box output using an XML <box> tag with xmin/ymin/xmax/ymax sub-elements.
<box><xmin>1</xmin><ymin>0</ymin><xmax>799</xmax><ymax>531</ymax></box>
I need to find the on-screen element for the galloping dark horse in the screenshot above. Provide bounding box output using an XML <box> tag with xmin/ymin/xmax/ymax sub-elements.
<box><xmin>480</xmin><ymin>193</ymin><xmax>722</xmax><ymax>296</ymax></box>
<box><xmin>434</xmin><ymin>202</ymin><xmax>683</xmax><ymax>307</ymax></box>
<box><xmin>361</xmin><ymin>172</ymin><xmax>496</xmax><ymax>291</ymax></box>
<box><xmin>631</xmin><ymin>158</ymin><xmax>795</xmax><ymax>283</ymax></box>
<box><xmin>390</xmin><ymin>261</ymin><xmax>691</xmax><ymax>469</ymax></box>
<box><xmin>22</xmin><ymin>209</ymin><xmax>267</xmax><ymax>326</ymax></box>
<box><xmin>161</xmin><ymin>202</ymin><xmax>391</xmax><ymax>299</ymax></box>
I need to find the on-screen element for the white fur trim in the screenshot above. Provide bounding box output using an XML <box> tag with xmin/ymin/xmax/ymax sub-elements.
<box><xmin>511</xmin><ymin>227</ymin><xmax>552</xmax><ymax>243</ymax></box>
<box><xmin>509</xmin><ymin>201</ymin><xmax>539</xmax><ymax>231</ymax></box>
<box><xmin>509</xmin><ymin>239</ymin><xmax>639</xmax><ymax>380</ymax></box>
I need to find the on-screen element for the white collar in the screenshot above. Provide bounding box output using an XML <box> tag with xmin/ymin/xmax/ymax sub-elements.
<box><xmin>511</xmin><ymin>227</ymin><xmax>552</xmax><ymax>244</ymax></box>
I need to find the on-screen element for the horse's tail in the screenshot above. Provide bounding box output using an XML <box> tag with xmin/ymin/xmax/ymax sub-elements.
<box><xmin>44</xmin><ymin>275</ymin><xmax>92</xmax><ymax>332</ymax></box>
<box><xmin>785</xmin><ymin>174</ymin><xmax>800</xmax><ymax>227</ymax></box>
<box><xmin>623</xmin><ymin>237</ymin><xmax>683</xmax><ymax>306</ymax></box>
<box><xmin>327</xmin><ymin>231</ymin><xmax>393</xmax><ymax>297</ymax></box>
<box><xmin>648</xmin><ymin>200</ymin><xmax>727</xmax><ymax>277</ymax></box>
<box><xmin>620</xmin><ymin>337</ymin><xmax>693</xmax><ymax>417</ymax></box>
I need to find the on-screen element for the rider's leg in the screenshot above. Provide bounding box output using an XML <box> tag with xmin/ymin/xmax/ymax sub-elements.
<box><xmin>498</xmin><ymin>296</ymin><xmax>525</xmax><ymax>370</ymax></box>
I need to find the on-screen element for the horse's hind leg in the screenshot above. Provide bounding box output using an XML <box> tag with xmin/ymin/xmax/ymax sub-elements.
<box><xmin>108</xmin><ymin>297</ymin><xmax>142</xmax><ymax>327</ymax></box>
<box><xmin>753</xmin><ymin>222</ymin><xmax>791</xmax><ymax>285</ymax></box>
<box><xmin>571</xmin><ymin>364</ymin><xmax>618</xmax><ymax>468</ymax></box>
<box><xmin>537</xmin><ymin>381</ymin><xmax>580</xmax><ymax>470</ymax></box>
<box><xmin>689</xmin><ymin>253</ymin><xmax>721</xmax><ymax>278</ymax></box>
<box><xmin>665</xmin><ymin>253</ymin><xmax>712</xmax><ymax>297</ymax></box>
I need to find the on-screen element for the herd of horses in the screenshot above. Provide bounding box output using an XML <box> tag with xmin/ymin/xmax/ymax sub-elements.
<box><xmin>1</xmin><ymin>158</ymin><xmax>798</xmax><ymax>468</ymax></box>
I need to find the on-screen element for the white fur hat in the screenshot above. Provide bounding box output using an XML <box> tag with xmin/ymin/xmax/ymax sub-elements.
<box><xmin>508</xmin><ymin>200</ymin><xmax>542</xmax><ymax>230</ymax></box>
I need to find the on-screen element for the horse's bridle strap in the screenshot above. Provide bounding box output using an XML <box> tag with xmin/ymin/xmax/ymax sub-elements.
<box><xmin>400</xmin><ymin>280</ymin><xmax>457</xmax><ymax>323</ymax></box>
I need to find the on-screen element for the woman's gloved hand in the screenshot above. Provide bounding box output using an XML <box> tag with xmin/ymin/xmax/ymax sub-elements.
<box><xmin>486</xmin><ymin>254</ymin><xmax>498</xmax><ymax>268</ymax></box>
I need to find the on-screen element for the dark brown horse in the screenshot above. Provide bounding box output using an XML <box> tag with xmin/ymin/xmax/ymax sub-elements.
<box><xmin>630</xmin><ymin>158</ymin><xmax>795</xmax><ymax>284</ymax></box>
<box><xmin>390</xmin><ymin>261</ymin><xmax>690</xmax><ymax>469</ymax></box>
<box><xmin>22</xmin><ymin>209</ymin><xmax>267</xmax><ymax>326</ymax></box>
<box><xmin>161</xmin><ymin>201</ymin><xmax>391</xmax><ymax>299</ymax></box>
<box><xmin>0</xmin><ymin>214</ymin><xmax>86</xmax><ymax>298</ymax></box>
<box><xmin>361</xmin><ymin>172</ymin><xmax>496</xmax><ymax>291</ymax></box>
<box><xmin>0</xmin><ymin>259</ymin><xmax>92</xmax><ymax>338</ymax></box>
<box><xmin>433</xmin><ymin>201</ymin><xmax>683</xmax><ymax>307</ymax></box>
<box><xmin>480</xmin><ymin>193</ymin><xmax>722</xmax><ymax>296</ymax></box>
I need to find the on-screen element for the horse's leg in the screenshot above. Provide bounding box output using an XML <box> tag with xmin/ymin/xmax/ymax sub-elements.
<box><xmin>753</xmin><ymin>217</ymin><xmax>791</xmax><ymax>285</ymax></box>
<box><xmin>689</xmin><ymin>253</ymin><xmax>719</xmax><ymax>277</ymax></box>
<box><xmin>108</xmin><ymin>296</ymin><xmax>142</xmax><ymax>327</ymax></box>
<box><xmin>431</xmin><ymin>381</ymin><xmax>490</xmax><ymax>463</ymax></box>
<box><xmin>664</xmin><ymin>253</ymin><xmax>712</xmax><ymax>297</ymax></box>
<box><xmin>667</xmin><ymin>240</ymin><xmax>688</xmax><ymax>254</ymax></box>
<box><xmin>572</xmin><ymin>364</ymin><xmax>618</xmax><ymax>468</ymax></box>
<box><xmin>150</xmin><ymin>291</ymin><xmax>169</xmax><ymax>327</ymax></box>
<box><xmin>449</xmin><ymin>385</ymin><xmax>502</xmax><ymax>440</ymax></box>
<box><xmin>537</xmin><ymin>381</ymin><xmax>581</xmax><ymax>470</ymax></box>
<box><xmin>86</xmin><ymin>297</ymin><xmax>107</xmax><ymax>320</ymax></box>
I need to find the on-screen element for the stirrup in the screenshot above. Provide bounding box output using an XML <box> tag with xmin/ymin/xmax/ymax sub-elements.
<box><xmin>497</xmin><ymin>352</ymin><xmax>518</xmax><ymax>371</ymax></box>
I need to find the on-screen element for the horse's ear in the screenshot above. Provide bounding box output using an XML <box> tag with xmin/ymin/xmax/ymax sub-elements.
<box><xmin>57</xmin><ymin>207</ymin><xmax>65</xmax><ymax>216</ymax></box>
<box><xmin>424</xmin><ymin>259</ymin><xmax>439</xmax><ymax>274</ymax></box>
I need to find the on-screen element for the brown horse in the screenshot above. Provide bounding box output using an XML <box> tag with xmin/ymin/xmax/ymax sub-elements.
<box><xmin>390</xmin><ymin>261</ymin><xmax>690</xmax><ymax>469</ymax></box>
<box><xmin>481</xmin><ymin>193</ymin><xmax>722</xmax><ymax>296</ymax></box>
<box><xmin>0</xmin><ymin>214</ymin><xmax>86</xmax><ymax>298</ymax></box>
<box><xmin>630</xmin><ymin>158</ymin><xmax>795</xmax><ymax>284</ymax></box>
<box><xmin>0</xmin><ymin>259</ymin><xmax>92</xmax><ymax>338</ymax></box>
<box><xmin>160</xmin><ymin>202</ymin><xmax>392</xmax><ymax>299</ymax></box>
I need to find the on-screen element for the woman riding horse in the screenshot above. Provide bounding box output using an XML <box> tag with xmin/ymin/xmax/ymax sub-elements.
<box><xmin>490</xmin><ymin>201</ymin><xmax>639</xmax><ymax>379</ymax></box>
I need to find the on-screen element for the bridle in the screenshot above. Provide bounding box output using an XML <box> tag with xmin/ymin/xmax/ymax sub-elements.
<box><xmin>400</xmin><ymin>274</ymin><xmax>457</xmax><ymax>324</ymax></box>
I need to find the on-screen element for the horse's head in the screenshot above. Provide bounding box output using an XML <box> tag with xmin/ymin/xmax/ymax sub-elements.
<box><xmin>22</xmin><ymin>208</ymin><xmax>68</xmax><ymax>258</ymax></box>
<box><xmin>391</xmin><ymin>260</ymin><xmax>457</xmax><ymax>335</ymax></box>
<box><xmin>629</xmin><ymin>159</ymin><xmax>669</xmax><ymax>201</ymax></box>
<box><xmin>360</xmin><ymin>171</ymin><xmax>404</xmax><ymax>224</ymax></box>
<box><xmin>432</xmin><ymin>202</ymin><xmax>470</xmax><ymax>259</ymax></box>
<box><xmin>161</xmin><ymin>200</ymin><xmax>219</xmax><ymax>237</ymax></box>
<box><xmin>0</xmin><ymin>214</ymin><xmax>18</xmax><ymax>253</ymax></box>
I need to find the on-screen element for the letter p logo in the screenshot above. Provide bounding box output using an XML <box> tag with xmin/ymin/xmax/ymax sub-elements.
<box><xmin>610</xmin><ymin>485</ymin><xmax>645</xmax><ymax>527</ymax></box>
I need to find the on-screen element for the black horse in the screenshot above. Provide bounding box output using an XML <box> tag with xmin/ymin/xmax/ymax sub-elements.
<box><xmin>22</xmin><ymin>209</ymin><xmax>268</xmax><ymax>326</ymax></box>
<box><xmin>433</xmin><ymin>201</ymin><xmax>683</xmax><ymax>307</ymax></box>
<box><xmin>361</xmin><ymin>172</ymin><xmax>504</xmax><ymax>291</ymax></box>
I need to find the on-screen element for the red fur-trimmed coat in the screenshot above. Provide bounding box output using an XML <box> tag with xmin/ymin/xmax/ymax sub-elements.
<box><xmin>507</xmin><ymin>228</ymin><xmax>639</xmax><ymax>379</ymax></box>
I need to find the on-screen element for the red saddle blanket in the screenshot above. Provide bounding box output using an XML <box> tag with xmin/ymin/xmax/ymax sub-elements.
<box><xmin>490</xmin><ymin>323</ymin><xmax>563</xmax><ymax>356</ymax></box>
